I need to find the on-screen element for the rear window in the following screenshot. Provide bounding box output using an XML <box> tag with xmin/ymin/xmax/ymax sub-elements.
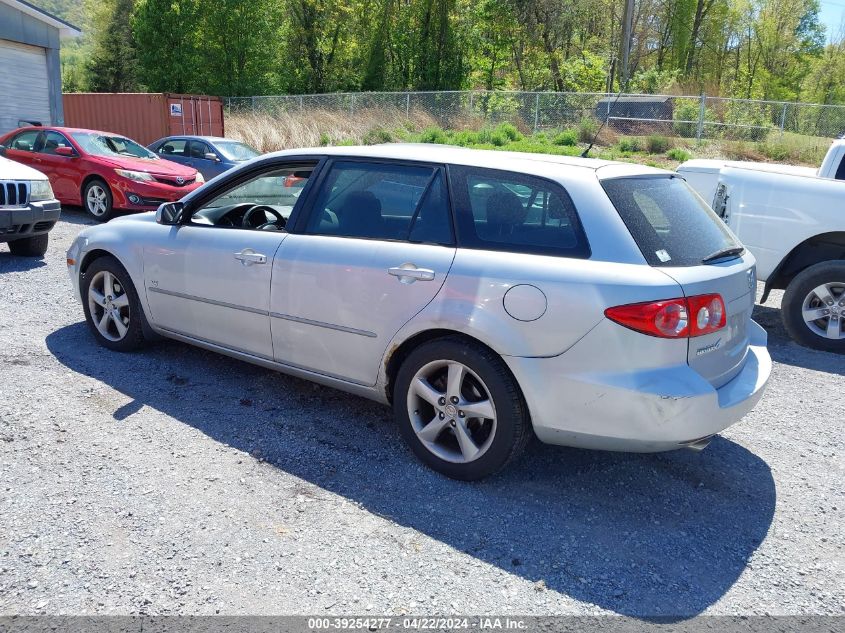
<box><xmin>602</xmin><ymin>176</ymin><xmax>741</xmax><ymax>267</ymax></box>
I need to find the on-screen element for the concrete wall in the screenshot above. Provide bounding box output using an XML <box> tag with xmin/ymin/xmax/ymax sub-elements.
<box><xmin>0</xmin><ymin>2</ymin><xmax>65</xmax><ymax>125</ymax></box>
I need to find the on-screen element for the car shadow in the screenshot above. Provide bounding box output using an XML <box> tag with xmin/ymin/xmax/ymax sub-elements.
<box><xmin>753</xmin><ymin>302</ymin><xmax>845</xmax><ymax>374</ymax></box>
<box><xmin>58</xmin><ymin>205</ymin><xmax>102</xmax><ymax>226</ymax></box>
<box><xmin>0</xmin><ymin>250</ymin><xmax>47</xmax><ymax>271</ymax></box>
<box><xmin>46</xmin><ymin>322</ymin><xmax>776</xmax><ymax>618</ymax></box>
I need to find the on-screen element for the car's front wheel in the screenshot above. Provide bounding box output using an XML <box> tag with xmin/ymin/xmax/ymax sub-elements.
<box><xmin>782</xmin><ymin>261</ymin><xmax>845</xmax><ymax>352</ymax></box>
<box><xmin>81</xmin><ymin>255</ymin><xmax>148</xmax><ymax>352</ymax></box>
<box><xmin>7</xmin><ymin>233</ymin><xmax>48</xmax><ymax>257</ymax></box>
<box><xmin>393</xmin><ymin>337</ymin><xmax>531</xmax><ymax>480</ymax></box>
<box><xmin>83</xmin><ymin>179</ymin><xmax>114</xmax><ymax>222</ymax></box>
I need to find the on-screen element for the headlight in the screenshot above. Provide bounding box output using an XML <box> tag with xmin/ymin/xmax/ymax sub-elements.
<box><xmin>29</xmin><ymin>179</ymin><xmax>54</xmax><ymax>202</ymax></box>
<box><xmin>194</xmin><ymin>171</ymin><xmax>205</xmax><ymax>184</ymax></box>
<box><xmin>115</xmin><ymin>168</ymin><xmax>154</xmax><ymax>182</ymax></box>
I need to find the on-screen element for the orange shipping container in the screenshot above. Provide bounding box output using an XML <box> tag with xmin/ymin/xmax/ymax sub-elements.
<box><xmin>62</xmin><ymin>93</ymin><xmax>225</xmax><ymax>146</ymax></box>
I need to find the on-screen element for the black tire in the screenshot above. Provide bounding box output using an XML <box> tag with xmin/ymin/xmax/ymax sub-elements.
<box><xmin>393</xmin><ymin>337</ymin><xmax>531</xmax><ymax>480</ymax></box>
<box><xmin>782</xmin><ymin>260</ymin><xmax>845</xmax><ymax>353</ymax></box>
<box><xmin>83</xmin><ymin>178</ymin><xmax>115</xmax><ymax>222</ymax></box>
<box><xmin>7</xmin><ymin>233</ymin><xmax>48</xmax><ymax>257</ymax></box>
<box><xmin>81</xmin><ymin>255</ymin><xmax>148</xmax><ymax>352</ymax></box>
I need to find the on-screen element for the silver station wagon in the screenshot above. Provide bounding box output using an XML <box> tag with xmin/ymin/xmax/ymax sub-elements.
<box><xmin>67</xmin><ymin>145</ymin><xmax>772</xmax><ymax>480</ymax></box>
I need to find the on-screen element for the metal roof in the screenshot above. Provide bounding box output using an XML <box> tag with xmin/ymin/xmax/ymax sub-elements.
<box><xmin>1</xmin><ymin>0</ymin><xmax>81</xmax><ymax>37</ymax></box>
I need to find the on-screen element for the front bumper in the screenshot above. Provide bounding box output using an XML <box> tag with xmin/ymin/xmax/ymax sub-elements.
<box><xmin>0</xmin><ymin>200</ymin><xmax>61</xmax><ymax>241</ymax></box>
<box><xmin>111</xmin><ymin>178</ymin><xmax>202</xmax><ymax>210</ymax></box>
<box><xmin>504</xmin><ymin>319</ymin><xmax>772</xmax><ymax>452</ymax></box>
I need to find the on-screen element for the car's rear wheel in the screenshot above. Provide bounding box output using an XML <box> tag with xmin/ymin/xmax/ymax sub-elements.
<box><xmin>81</xmin><ymin>256</ymin><xmax>147</xmax><ymax>352</ymax></box>
<box><xmin>83</xmin><ymin>179</ymin><xmax>114</xmax><ymax>222</ymax></box>
<box><xmin>393</xmin><ymin>337</ymin><xmax>531</xmax><ymax>480</ymax></box>
<box><xmin>782</xmin><ymin>261</ymin><xmax>845</xmax><ymax>352</ymax></box>
<box><xmin>7</xmin><ymin>233</ymin><xmax>48</xmax><ymax>257</ymax></box>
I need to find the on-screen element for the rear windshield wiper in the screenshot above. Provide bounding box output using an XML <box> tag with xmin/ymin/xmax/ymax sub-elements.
<box><xmin>702</xmin><ymin>246</ymin><xmax>745</xmax><ymax>264</ymax></box>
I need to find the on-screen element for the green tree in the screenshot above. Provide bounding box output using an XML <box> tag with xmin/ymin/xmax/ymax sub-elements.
<box><xmin>86</xmin><ymin>0</ymin><xmax>139</xmax><ymax>92</ymax></box>
<box><xmin>133</xmin><ymin>0</ymin><xmax>202</xmax><ymax>93</ymax></box>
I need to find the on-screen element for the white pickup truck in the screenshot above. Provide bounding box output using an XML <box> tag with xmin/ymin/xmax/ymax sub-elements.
<box><xmin>678</xmin><ymin>138</ymin><xmax>845</xmax><ymax>352</ymax></box>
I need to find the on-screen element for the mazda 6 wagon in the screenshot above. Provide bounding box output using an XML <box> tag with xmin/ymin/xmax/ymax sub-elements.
<box><xmin>67</xmin><ymin>145</ymin><xmax>771</xmax><ymax>480</ymax></box>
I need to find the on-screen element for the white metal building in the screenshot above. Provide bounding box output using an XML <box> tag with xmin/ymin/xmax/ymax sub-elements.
<box><xmin>0</xmin><ymin>0</ymin><xmax>80</xmax><ymax>134</ymax></box>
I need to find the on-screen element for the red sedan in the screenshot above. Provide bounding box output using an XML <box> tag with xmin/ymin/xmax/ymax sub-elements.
<box><xmin>0</xmin><ymin>126</ymin><xmax>204</xmax><ymax>221</ymax></box>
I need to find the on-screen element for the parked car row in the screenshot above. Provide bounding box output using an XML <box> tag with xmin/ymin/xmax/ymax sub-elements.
<box><xmin>0</xmin><ymin>127</ymin><xmax>259</xmax><ymax>225</ymax></box>
<box><xmin>2</xmin><ymin>125</ymin><xmax>842</xmax><ymax>478</ymax></box>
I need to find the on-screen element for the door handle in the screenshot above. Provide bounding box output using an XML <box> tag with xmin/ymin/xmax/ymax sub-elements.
<box><xmin>388</xmin><ymin>264</ymin><xmax>435</xmax><ymax>283</ymax></box>
<box><xmin>234</xmin><ymin>249</ymin><xmax>267</xmax><ymax>265</ymax></box>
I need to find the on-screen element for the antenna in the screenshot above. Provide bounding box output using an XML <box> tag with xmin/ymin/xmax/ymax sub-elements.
<box><xmin>581</xmin><ymin>80</ymin><xmax>628</xmax><ymax>158</ymax></box>
<box><xmin>584</xmin><ymin>0</ymin><xmax>634</xmax><ymax>158</ymax></box>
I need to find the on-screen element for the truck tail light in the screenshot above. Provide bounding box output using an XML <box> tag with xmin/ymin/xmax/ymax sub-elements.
<box><xmin>605</xmin><ymin>294</ymin><xmax>726</xmax><ymax>339</ymax></box>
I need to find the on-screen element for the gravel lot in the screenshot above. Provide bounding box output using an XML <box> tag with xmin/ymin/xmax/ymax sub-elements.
<box><xmin>1</xmin><ymin>210</ymin><xmax>843</xmax><ymax>618</ymax></box>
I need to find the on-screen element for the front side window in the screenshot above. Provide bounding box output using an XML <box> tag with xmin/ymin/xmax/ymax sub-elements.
<box><xmin>10</xmin><ymin>130</ymin><xmax>39</xmax><ymax>152</ymax></box>
<box><xmin>38</xmin><ymin>131</ymin><xmax>73</xmax><ymax>155</ymax></box>
<box><xmin>450</xmin><ymin>166</ymin><xmax>590</xmax><ymax>258</ymax></box>
<box><xmin>71</xmin><ymin>132</ymin><xmax>158</xmax><ymax>160</ymax></box>
<box><xmin>304</xmin><ymin>161</ymin><xmax>453</xmax><ymax>243</ymax></box>
<box><xmin>602</xmin><ymin>175</ymin><xmax>742</xmax><ymax>267</ymax></box>
<box><xmin>188</xmin><ymin>140</ymin><xmax>213</xmax><ymax>160</ymax></box>
<box><xmin>190</xmin><ymin>164</ymin><xmax>315</xmax><ymax>229</ymax></box>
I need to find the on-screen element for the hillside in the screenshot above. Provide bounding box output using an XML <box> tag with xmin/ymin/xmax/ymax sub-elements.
<box><xmin>27</xmin><ymin>0</ymin><xmax>88</xmax><ymax>30</ymax></box>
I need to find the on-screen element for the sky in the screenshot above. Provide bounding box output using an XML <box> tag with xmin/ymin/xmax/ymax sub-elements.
<box><xmin>819</xmin><ymin>0</ymin><xmax>845</xmax><ymax>40</ymax></box>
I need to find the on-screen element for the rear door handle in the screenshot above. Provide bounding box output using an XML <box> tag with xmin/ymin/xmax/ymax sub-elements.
<box><xmin>234</xmin><ymin>248</ymin><xmax>267</xmax><ymax>265</ymax></box>
<box><xmin>388</xmin><ymin>264</ymin><xmax>435</xmax><ymax>283</ymax></box>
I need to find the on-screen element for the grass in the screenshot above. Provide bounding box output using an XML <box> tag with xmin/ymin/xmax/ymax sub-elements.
<box><xmin>226</xmin><ymin>110</ymin><xmax>827</xmax><ymax>170</ymax></box>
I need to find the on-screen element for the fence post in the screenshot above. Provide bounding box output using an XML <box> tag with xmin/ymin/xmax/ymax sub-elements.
<box><xmin>406</xmin><ymin>92</ymin><xmax>410</xmax><ymax>118</ymax></box>
<box><xmin>299</xmin><ymin>95</ymin><xmax>304</xmax><ymax>111</ymax></box>
<box><xmin>696</xmin><ymin>93</ymin><xmax>706</xmax><ymax>142</ymax></box>
<box><xmin>469</xmin><ymin>91</ymin><xmax>474</xmax><ymax>113</ymax></box>
<box><xmin>534</xmin><ymin>93</ymin><xmax>540</xmax><ymax>132</ymax></box>
<box><xmin>779</xmin><ymin>103</ymin><xmax>787</xmax><ymax>137</ymax></box>
<box><xmin>251</xmin><ymin>96</ymin><xmax>256</xmax><ymax>113</ymax></box>
<box><xmin>350</xmin><ymin>94</ymin><xmax>355</xmax><ymax>116</ymax></box>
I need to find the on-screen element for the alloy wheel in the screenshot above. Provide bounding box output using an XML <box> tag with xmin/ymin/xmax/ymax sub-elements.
<box><xmin>86</xmin><ymin>185</ymin><xmax>108</xmax><ymax>216</ymax></box>
<box><xmin>406</xmin><ymin>360</ymin><xmax>497</xmax><ymax>464</ymax></box>
<box><xmin>801</xmin><ymin>282</ymin><xmax>845</xmax><ymax>340</ymax></box>
<box><xmin>88</xmin><ymin>270</ymin><xmax>131</xmax><ymax>341</ymax></box>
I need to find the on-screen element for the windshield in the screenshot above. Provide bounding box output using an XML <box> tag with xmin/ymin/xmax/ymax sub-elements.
<box><xmin>71</xmin><ymin>132</ymin><xmax>158</xmax><ymax>160</ymax></box>
<box><xmin>602</xmin><ymin>175</ymin><xmax>742</xmax><ymax>267</ymax></box>
<box><xmin>215</xmin><ymin>141</ymin><xmax>259</xmax><ymax>162</ymax></box>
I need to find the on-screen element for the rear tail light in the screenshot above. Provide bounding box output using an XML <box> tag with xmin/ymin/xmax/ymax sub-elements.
<box><xmin>605</xmin><ymin>294</ymin><xmax>726</xmax><ymax>338</ymax></box>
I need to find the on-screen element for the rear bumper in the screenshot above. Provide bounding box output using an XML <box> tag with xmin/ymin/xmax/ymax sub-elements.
<box><xmin>0</xmin><ymin>200</ymin><xmax>61</xmax><ymax>241</ymax></box>
<box><xmin>504</xmin><ymin>319</ymin><xmax>772</xmax><ymax>452</ymax></box>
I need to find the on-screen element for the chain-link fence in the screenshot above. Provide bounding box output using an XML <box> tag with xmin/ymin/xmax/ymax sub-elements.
<box><xmin>225</xmin><ymin>91</ymin><xmax>845</xmax><ymax>141</ymax></box>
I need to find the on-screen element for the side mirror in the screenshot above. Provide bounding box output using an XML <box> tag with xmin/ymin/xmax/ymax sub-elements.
<box><xmin>0</xmin><ymin>144</ymin><xmax>6</xmax><ymax>157</ymax></box>
<box><xmin>204</xmin><ymin>152</ymin><xmax>221</xmax><ymax>162</ymax></box>
<box><xmin>156</xmin><ymin>201</ymin><xmax>185</xmax><ymax>225</ymax></box>
<box><xmin>54</xmin><ymin>146</ymin><xmax>75</xmax><ymax>157</ymax></box>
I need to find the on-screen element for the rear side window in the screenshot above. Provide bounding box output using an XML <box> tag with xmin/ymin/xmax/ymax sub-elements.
<box><xmin>10</xmin><ymin>130</ymin><xmax>39</xmax><ymax>152</ymax></box>
<box><xmin>304</xmin><ymin>161</ymin><xmax>453</xmax><ymax>244</ymax></box>
<box><xmin>158</xmin><ymin>139</ymin><xmax>187</xmax><ymax>156</ymax></box>
<box><xmin>836</xmin><ymin>156</ymin><xmax>845</xmax><ymax>181</ymax></box>
<box><xmin>602</xmin><ymin>176</ymin><xmax>741</xmax><ymax>267</ymax></box>
<box><xmin>449</xmin><ymin>166</ymin><xmax>590</xmax><ymax>258</ymax></box>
